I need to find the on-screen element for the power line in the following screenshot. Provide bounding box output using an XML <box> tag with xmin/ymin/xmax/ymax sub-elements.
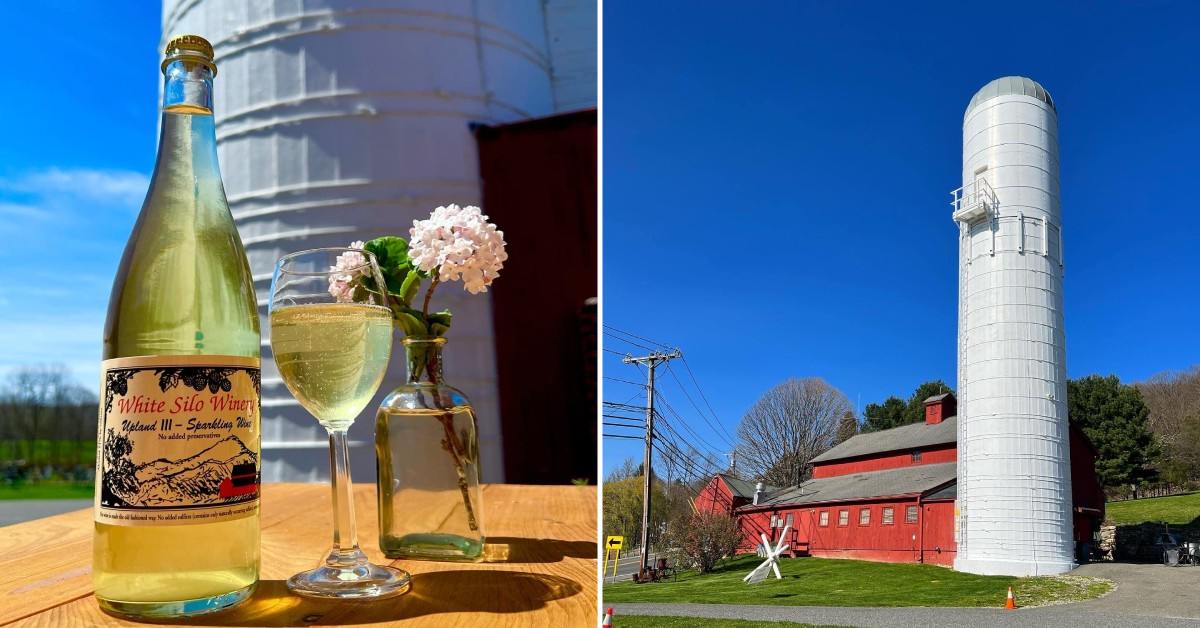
<box><xmin>603</xmin><ymin>324</ymin><xmax>673</xmax><ymax>350</ymax></box>
<box><xmin>654</xmin><ymin>392</ymin><xmax>727</xmax><ymax>459</ymax></box>
<box><xmin>680</xmin><ymin>356</ymin><xmax>737</xmax><ymax>444</ymax></box>
<box><xmin>604</xmin><ymin>376</ymin><xmax>647</xmax><ymax>388</ymax></box>
<box><xmin>664</xmin><ymin>364</ymin><xmax>734</xmax><ymax>448</ymax></box>
<box><xmin>602</xmin><ymin>330</ymin><xmax>660</xmax><ymax>353</ymax></box>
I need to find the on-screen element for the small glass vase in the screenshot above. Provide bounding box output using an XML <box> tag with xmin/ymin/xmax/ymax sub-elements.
<box><xmin>376</xmin><ymin>336</ymin><xmax>485</xmax><ymax>561</ymax></box>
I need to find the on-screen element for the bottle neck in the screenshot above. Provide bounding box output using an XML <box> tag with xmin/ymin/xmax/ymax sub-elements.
<box><xmin>404</xmin><ymin>338</ymin><xmax>446</xmax><ymax>385</ymax></box>
<box><xmin>162</xmin><ymin>59</ymin><xmax>213</xmax><ymax>113</ymax></box>
<box><xmin>148</xmin><ymin>59</ymin><xmax>224</xmax><ymax>211</ymax></box>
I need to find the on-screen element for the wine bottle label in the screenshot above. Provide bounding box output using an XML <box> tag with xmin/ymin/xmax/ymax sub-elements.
<box><xmin>95</xmin><ymin>355</ymin><xmax>261</xmax><ymax>526</ymax></box>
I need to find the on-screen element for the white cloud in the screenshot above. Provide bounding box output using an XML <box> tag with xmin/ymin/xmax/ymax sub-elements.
<box><xmin>0</xmin><ymin>201</ymin><xmax>52</xmax><ymax>221</ymax></box>
<box><xmin>0</xmin><ymin>167</ymin><xmax>149</xmax><ymax>207</ymax></box>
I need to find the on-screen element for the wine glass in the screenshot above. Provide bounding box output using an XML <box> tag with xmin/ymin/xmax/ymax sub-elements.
<box><xmin>268</xmin><ymin>247</ymin><xmax>410</xmax><ymax>599</ymax></box>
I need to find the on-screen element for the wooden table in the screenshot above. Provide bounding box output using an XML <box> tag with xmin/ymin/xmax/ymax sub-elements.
<box><xmin>0</xmin><ymin>484</ymin><xmax>597</xmax><ymax>627</ymax></box>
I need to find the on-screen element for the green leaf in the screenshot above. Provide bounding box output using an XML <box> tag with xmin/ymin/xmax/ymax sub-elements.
<box><xmin>365</xmin><ymin>236</ymin><xmax>415</xmax><ymax>295</ymax></box>
<box><xmin>399</xmin><ymin>270</ymin><xmax>422</xmax><ymax>305</ymax></box>
<box><xmin>391</xmin><ymin>309</ymin><xmax>428</xmax><ymax>337</ymax></box>
<box><xmin>428</xmin><ymin>309</ymin><xmax>452</xmax><ymax>337</ymax></box>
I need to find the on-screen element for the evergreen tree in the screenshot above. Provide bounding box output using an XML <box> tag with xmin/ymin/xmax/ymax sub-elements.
<box><xmin>862</xmin><ymin>396</ymin><xmax>906</xmax><ymax>432</ymax></box>
<box><xmin>904</xmin><ymin>380</ymin><xmax>954</xmax><ymax>425</ymax></box>
<box><xmin>1067</xmin><ymin>375</ymin><xmax>1159</xmax><ymax>488</ymax></box>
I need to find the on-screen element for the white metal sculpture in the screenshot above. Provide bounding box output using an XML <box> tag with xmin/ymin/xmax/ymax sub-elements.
<box><xmin>744</xmin><ymin>525</ymin><xmax>790</xmax><ymax>584</ymax></box>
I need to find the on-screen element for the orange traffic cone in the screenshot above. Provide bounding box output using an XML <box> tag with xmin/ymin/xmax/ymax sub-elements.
<box><xmin>1004</xmin><ymin>586</ymin><xmax>1017</xmax><ymax>610</ymax></box>
<box><xmin>602</xmin><ymin>607</ymin><xmax>614</xmax><ymax>626</ymax></box>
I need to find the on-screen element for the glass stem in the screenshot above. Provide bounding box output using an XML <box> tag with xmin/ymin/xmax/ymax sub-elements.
<box><xmin>326</xmin><ymin>427</ymin><xmax>364</xmax><ymax>568</ymax></box>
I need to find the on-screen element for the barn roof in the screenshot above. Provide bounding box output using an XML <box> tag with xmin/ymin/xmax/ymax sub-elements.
<box><xmin>741</xmin><ymin>462</ymin><xmax>957</xmax><ymax>509</ymax></box>
<box><xmin>810</xmin><ymin>415</ymin><xmax>958</xmax><ymax>464</ymax></box>
<box><xmin>719</xmin><ymin>473</ymin><xmax>777</xmax><ymax>499</ymax></box>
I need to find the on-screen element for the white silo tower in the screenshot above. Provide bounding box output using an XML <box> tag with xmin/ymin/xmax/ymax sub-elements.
<box><xmin>951</xmin><ymin>76</ymin><xmax>1074</xmax><ymax>576</ymax></box>
<box><xmin>161</xmin><ymin>1</ymin><xmax>596</xmax><ymax>482</ymax></box>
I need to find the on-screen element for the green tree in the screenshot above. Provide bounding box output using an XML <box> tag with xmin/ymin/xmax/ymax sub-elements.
<box><xmin>862</xmin><ymin>380</ymin><xmax>954</xmax><ymax>432</ymax></box>
<box><xmin>602</xmin><ymin>474</ymin><xmax>669</xmax><ymax>550</ymax></box>
<box><xmin>862</xmin><ymin>396</ymin><xmax>906</xmax><ymax>432</ymax></box>
<box><xmin>1068</xmin><ymin>375</ymin><xmax>1159</xmax><ymax>488</ymax></box>
<box><xmin>904</xmin><ymin>380</ymin><xmax>954</xmax><ymax>425</ymax></box>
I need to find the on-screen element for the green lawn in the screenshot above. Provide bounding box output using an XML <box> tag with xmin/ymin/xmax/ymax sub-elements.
<box><xmin>0</xmin><ymin>439</ymin><xmax>95</xmax><ymax>465</ymax></box>
<box><xmin>1106</xmin><ymin>492</ymin><xmax>1200</xmax><ymax>526</ymax></box>
<box><xmin>0</xmin><ymin>482</ymin><xmax>93</xmax><ymax>500</ymax></box>
<box><xmin>615</xmin><ymin>617</ymin><xmax>842</xmax><ymax>628</ymax></box>
<box><xmin>604</xmin><ymin>555</ymin><xmax>1112</xmax><ymax>608</ymax></box>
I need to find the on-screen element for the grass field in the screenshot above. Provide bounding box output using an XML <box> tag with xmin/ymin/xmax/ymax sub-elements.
<box><xmin>0</xmin><ymin>482</ymin><xmax>93</xmax><ymax>500</ymax></box>
<box><xmin>603</xmin><ymin>555</ymin><xmax>1112</xmax><ymax>608</ymax></box>
<box><xmin>1106</xmin><ymin>492</ymin><xmax>1200</xmax><ymax>526</ymax></box>
<box><xmin>615</xmin><ymin>616</ymin><xmax>842</xmax><ymax>628</ymax></box>
<box><xmin>0</xmin><ymin>439</ymin><xmax>95</xmax><ymax>465</ymax></box>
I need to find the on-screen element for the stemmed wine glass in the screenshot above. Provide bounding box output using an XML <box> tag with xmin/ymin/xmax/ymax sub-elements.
<box><xmin>268</xmin><ymin>247</ymin><xmax>410</xmax><ymax>599</ymax></box>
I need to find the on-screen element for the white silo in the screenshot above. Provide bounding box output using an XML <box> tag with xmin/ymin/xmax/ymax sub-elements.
<box><xmin>161</xmin><ymin>1</ymin><xmax>595</xmax><ymax>482</ymax></box>
<box><xmin>951</xmin><ymin>76</ymin><xmax>1074</xmax><ymax>576</ymax></box>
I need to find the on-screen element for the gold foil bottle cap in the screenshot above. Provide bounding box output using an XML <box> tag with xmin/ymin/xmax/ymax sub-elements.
<box><xmin>162</xmin><ymin>34</ymin><xmax>216</xmax><ymax>76</ymax></box>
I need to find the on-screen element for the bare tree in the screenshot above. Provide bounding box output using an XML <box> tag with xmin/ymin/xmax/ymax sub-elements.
<box><xmin>1138</xmin><ymin>366</ymin><xmax>1200</xmax><ymax>483</ymax></box>
<box><xmin>735</xmin><ymin>378</ymin><xmax>851</xmax><ymax>487</ymax></box>
<box><xmin>834</xmin><ymin>410</ymin><xmax>859</xmax><ymax>445</ymax></box>
<box><xmin>0</xmin><ymin>365</ymin><xmax>97</xmax><ymax>475</ymax></box>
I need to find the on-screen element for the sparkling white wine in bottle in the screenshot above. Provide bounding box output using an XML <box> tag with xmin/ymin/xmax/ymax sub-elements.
<box><xmin>94</xmin><ymin>35</ymin><xmax>261</xmax><ymax>618</ymax></box>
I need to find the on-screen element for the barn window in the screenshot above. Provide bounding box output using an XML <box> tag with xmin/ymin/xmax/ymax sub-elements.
<box><xmin>859</xmin><ymin>508</ymin><xmax>871</xmax><ymax>526</ymax></box>
<box><xmin>906</xmin><ymin>505</ymin><xmax>918</xmax><ymax>523</ymax></box>
<box><xmin>838</xmin><ymin>510</ymin><xmax>849</xmax><ymax>526</ymax></box>
<box><xmin>882</xmin><ymin>506</ymin><xmax>895</xmax><ymax>525</ymax></box>
<box><xmin>785</xmin><ymin>513</ymin><xmax>794</xmax><ymax>528</ymax></box>
<box><xmin>819</xmin><ymin>511</ymin><xmax>829</xmax><ymax>527</ymax></box>
<box><xmin>770</xmin><ymin>514</ymin><xmax>778</xmax><ymax>528</ymax></box>
<box><xmin>911</xmin><ymin>450</ymin><xmax>922</xmax><ymax>462</ymax></box>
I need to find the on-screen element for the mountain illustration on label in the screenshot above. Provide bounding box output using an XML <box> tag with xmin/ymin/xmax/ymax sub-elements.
<box><xmin>102</xmin><ymin>434</ymin><xmax>259</xmax><ymax>509</ymax></box>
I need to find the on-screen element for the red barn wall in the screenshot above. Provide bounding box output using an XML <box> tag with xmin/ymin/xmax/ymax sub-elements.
<box><xmin>1069</xmin><ymin>425</ymin><xmax>1105</xmax><ymax>543</ymax></box>
<box><xmin>811</xmin><ymin>444</ymin><xmax>956</xmax><ymax>479</ymax></box>
<box><xmin>694</xmin><ymin>477</ymin><xmax>736</xmax><ymax>515</ymax></box>
<box><xmin>736</xmin><ymin>497</ymin><xmax>958</xmax><ymax>566</ymax></box>
<box><xmin>725</xmin><ymin>420</ymin><xmax>1101</xmax><ymax>567</ymax></box>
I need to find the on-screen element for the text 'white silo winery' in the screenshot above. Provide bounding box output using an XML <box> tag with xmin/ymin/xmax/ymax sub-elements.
<box><xmin>952</xmin><ymin>76</ymin><xmax>1075</xmax><ymax>576</ymax></box>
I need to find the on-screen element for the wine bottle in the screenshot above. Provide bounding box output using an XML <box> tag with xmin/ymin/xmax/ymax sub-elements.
<box><xmin>94</xmin><ymin>35</ymin><xmax>261</xmax><ymax>618</ymax></box>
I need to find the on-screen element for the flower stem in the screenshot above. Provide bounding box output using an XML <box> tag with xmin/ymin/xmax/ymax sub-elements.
<box><xmin>422</xmin><ymin>277</ymin><xmax>441</xmax><ymax>320</ymax></box>
<box><xmin>437</xmin><ymin>413</ymin><xmax>479</xmax><ymax>532</ymax></box>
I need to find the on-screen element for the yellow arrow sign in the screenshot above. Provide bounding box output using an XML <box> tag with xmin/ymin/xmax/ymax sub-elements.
<box><xmin>606</xmin><ymin>535</ymin><xmax>624</xmax><ymax>550</ymax></box>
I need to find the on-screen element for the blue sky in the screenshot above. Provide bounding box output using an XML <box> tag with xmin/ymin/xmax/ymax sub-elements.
<box><xmin>0</xmin><ymin>4</ymin><xmax>160</xmax><ymax>389</ymax></box>
<box><xmin>602</xmin><ymin>1</ymin><xmax>1200</xmax><ymax>477</ymax></box>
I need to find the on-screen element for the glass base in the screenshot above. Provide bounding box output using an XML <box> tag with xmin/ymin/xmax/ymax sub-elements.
<box><xmin>97</xmin><ymin>582</ymin><xmax>254</xmax><ymax>618</ymax></box>
<box><xmin>381</xmin><ymin>532</ymin><xmax>485</xmax><ymax>562</ymax></box>
<box><xmin>287</xmin><ymin>562</ymin><xmax>412</xmax><ymax>599</ymax></box>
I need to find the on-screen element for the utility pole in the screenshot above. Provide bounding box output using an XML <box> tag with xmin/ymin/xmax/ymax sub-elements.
<box><xmin>624</xmin><ymin>348</ymin><xmax>681</xmax><ymax>576</ymax></box>
<box><xmin>728</xmin><ymin>450</ymin><xmax>737</xmax><ymax>475</ymax></box>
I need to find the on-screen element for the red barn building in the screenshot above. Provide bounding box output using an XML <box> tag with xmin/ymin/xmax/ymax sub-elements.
<box><xmin>695</xmin><ymin>393</ymin><xmax>1104</xmax><ymax>567</ymax></box>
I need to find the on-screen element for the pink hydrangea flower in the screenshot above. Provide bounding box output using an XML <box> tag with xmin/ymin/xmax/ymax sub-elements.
<box><xmin>328</xmin><ymin>241</ymin><xmax>367</xmax><ymax>302</ymax></box>
<box><xmin>409</xmin><ymin>204</ymin><xmax>507</xmax><ymax>294</ymax></box>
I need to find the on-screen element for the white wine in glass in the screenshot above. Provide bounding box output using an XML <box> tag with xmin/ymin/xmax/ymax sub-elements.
<box><xmin>268</xmin><ymin>248</ymin><xmax>411</xmax><ymax>599</ymax></box>
<box><xmin>271</xmin><ymin>304</ymin><xmax>393</xmax><ymax>428</ymax></box>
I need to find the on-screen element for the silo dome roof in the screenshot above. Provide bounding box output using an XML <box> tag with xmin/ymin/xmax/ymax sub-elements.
<box><xmin>966</xmin><ymin>76</ymin><xmax>1056</xmax><ymax>116</ymax></box>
